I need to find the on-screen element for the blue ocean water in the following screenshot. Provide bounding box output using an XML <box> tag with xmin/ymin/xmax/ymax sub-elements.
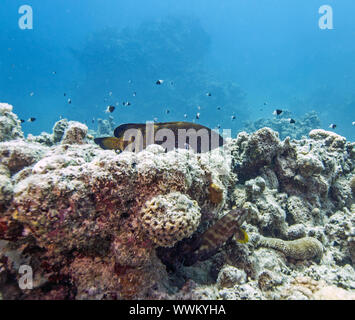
<box><xmin>1</xmin><ymin>0</ymin><xmax>354</xmax><ymax>140</ymax></box>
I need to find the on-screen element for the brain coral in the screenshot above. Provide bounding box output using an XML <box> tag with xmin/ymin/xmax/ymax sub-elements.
<box><xmin>140</xmin><ymin>192</ymin><xmax>201</xmax><ymax>247</ymax></box>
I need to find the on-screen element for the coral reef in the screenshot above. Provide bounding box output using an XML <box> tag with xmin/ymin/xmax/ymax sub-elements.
<box><xmin>52</xmin><ymin>119</ymin><xmax>69</xmax><ymax>143</ymax></box>
<box><xmin>0</xmin><ymin>103</ymin><xmax>24</xmax><ymax>142</ymax></box>
<box><xmin>96</xmin><ymin>117</ymin><xmax>115</xmax><ymax>137</ymax></box>
<box><xmin>141</xmin><ymin>192</ymin><xmax>201</xmax><ymax>247</ymax></box>
<box><xmin>243</xmin><ymin>111</ymin><xmax>321</xmax><ymax>140</ymax></box>
<box><xmin>257</xmin><ymin>236</ymin><xmax>323</xmax><ymax>261</ymax></box>
<box><xmin>0</xmin><ymin>104</ymin><xmax>354</xmax><ymax>300</ymax></box>
<box><xmin>61</xmin><ymin>121</ymin><xmax>88</xmax><ymax>145</ymax></box>
<box><xmin>280</xmin><ymin>276</ymin><xmax>355</xmax><ymax>300</ymax></box>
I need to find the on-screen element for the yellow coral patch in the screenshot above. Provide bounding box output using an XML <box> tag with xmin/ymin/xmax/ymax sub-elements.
<box><xmin>209</xmin><ymin>183</ymin><xmax>223</xmax><ymax>204</ymax></box>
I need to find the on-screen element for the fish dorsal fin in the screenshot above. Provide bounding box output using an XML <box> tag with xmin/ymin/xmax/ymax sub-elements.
<box><xmin>157</xmin><ymin>121</ymin><xmax>209</xmax><ymax>131</ymax></box>
<box><xmin>114</xmin><ymin>122</ymin><xmax>218</xmax><ymax>138</ymax></box>
<box><xmin>114</xmin><ymin>123</ymin><xmax>146</xmax><ymax>138</ymax></box>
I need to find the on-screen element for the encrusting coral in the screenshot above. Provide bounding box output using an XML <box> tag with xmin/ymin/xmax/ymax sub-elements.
<box><xmin>208</xmin><ymin>182</ymin><xmax>224</xmax><ymax>204</ymax></box>
<box><xmin>0</xmin><ymin>103</ymin><xmax>23</xmax><ymax>142</ymax></box>
<box><xmin>257</xmin><ymin>236</ymin><xmax>323</xmax><ymax>261</ymax></box>
<box><xmin>350</xmin><ymin>175</ymin><xmax>355</xmax><ymax>195</ymax></box>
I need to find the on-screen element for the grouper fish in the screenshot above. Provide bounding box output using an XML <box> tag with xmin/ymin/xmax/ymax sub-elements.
<box><xmin>177</xmin><ymin>208</ymin><xmax>249</xmax><ymax>266</ymax></box>
<box><xmin>94</xmin><ymin>121</ymin><xmax>226</xmax><ymax>153</ymax></box>
<box><xmin>193</xmin><ymin>208</ymin><xmax>248</xmax><ymax>261</ymax></box>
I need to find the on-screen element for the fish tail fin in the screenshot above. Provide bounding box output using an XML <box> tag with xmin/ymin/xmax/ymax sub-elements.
<box><xmin>235</xmin><ymin>227</ymin><xmax>249</xmax><ymax>244</ymax></box>
<box><xmin>94</xmin><ymin>137</ymin><xmax>121</xmax><ymax>150</ymax></box>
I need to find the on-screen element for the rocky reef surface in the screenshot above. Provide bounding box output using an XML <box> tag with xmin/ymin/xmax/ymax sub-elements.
<box><xmin>0</xmin><ymin>103</ymin><xmax>354</xmax><ymax>300</ymax></box>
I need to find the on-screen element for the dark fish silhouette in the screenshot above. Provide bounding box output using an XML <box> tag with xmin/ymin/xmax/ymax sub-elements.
<box><xmin>94</xmin><ymin>121</ymin><xmax>226</xmax><ymax>153</ymax></box>
<box><xmin>105</xmin><ymin>105</ymin><xmax>115</xmax><ymax>113</ymax></box>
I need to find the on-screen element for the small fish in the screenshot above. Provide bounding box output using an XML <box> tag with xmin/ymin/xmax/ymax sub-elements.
<box><xmin>109</xmin><ymin>91</ymin><xmax>113</xmax><ymax>96</ymax></box>
<box><xmin>264</xmin><ymin>102</ymin><xmax>267</xmax><ymax>105</ymax></box>
<box><xmin>92</xmin><ymin>118</ymin><xmax>95</xmax><ymax>124</ymax></box>
<box><xmin>273</xmin><ymin>109</ymin><xmax>282</xmax><ymax>116</ymax></box>
<box><xmin>126</xmin><ymin>102</ymin><xmax>131</xmax><ymax>106</ymax></box>
<box><xmin>289</xmin><ymin>118</ymin><xmax>296</xmax><ymax>124</ymax></box>
<box><xmin>52</xmin><ymin>71</ymin><xmax>56</xmax><ymax>75</ymax></box>
<box><xmin>20</xmin><ymin>119</ymin><xmax>25</xmax><ymax>123</ymax></box>
<box><xmin>352</xmin><ymin>121</ymin><xmax>355</xmax><ymax>126</ymax></box>
<box><xmin>231</xmin><ymin>115</ymin><xmax>236</xmax><ymax>120</ymax></box>
<box><xmin>27</xmin><ymin>117</ymin><xmax>36</xmax><ymax>122</ymax></box>
<box><xmin>197</xmin><ymin>106</ymin><xmax>201</xmax><ymax>110</ymax></box>
<box><xmin>156</xmin><ymin>80</ymin><xmax>164</xmax><ymax>85</ymax></box>
<box><xmin>105</xmin><ymin>105</ymin><xmax>115</xmax><ymax>113</ymax></box>
<box><xmin>166</xmin><ymin>109</ymin><xmax>170</xmax><ymax>114</ymax></box>
<box><xmin>68</xmin><ymin>98</ymin><xmax>72</xmax><ymax>104</ymax></box>
<box><xmin>217</xmin><ymin>124</ymin><xmax>221</xmax><ymax>129</ymax></box>
<box><xmin>30</xmin><ymin>92</ymin><xmax>34</xmax><ymax>97</ymax></box>
<box><xmin>153</xmin><ymin>117</ymin><xmax>158</xmax><ymax>122</ymax></box>
<box><xmin>64</xmin><ymin>93</ymin><xmax>66</xmax><ymax>97</ymax></box>
<box><xmin>206</xmin><ymin>92</ymin><xmax>212</xmax><ymax>97</ymax></box>
<box><xmin>196</xmin><ymin>112</ymin><xmax>200</xmax><ymax>120</ymax></box>
<box><xmin>170</xmin><ymin>81</ymin><xmax>174</xmax><ymax>85</ymax></box>
<box><xmin>329</xmin><ymin>124</ymin><xmax>336</xmax><ymax>129</ymax></box>
<box><xmin>133</xmin><ymin>92</ymin><xmax>136</xmax><ymax>97</ymax></box>
<box><xmin>192</xmin><ymin>208</ymin><xmax>248</xmax><ymax>262</ymax></box>
<box><xmin>95</xmin><ymin>121</ymin><xmax>226</xmax><ymax>154</ymax></box>
<box><xmin>217</xmin><ymin>106</ymin><xmax>221</xmax><ymax>110</ymax></box>
<box><xmin>184</xmin><ymin>114</ymin><xmax>188</xmax><ymax>119</ymax></box>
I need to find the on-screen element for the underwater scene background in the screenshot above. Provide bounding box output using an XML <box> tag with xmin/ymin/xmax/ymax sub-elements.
<box><xmin>0</xmin><ymin>0</ymin><xmax>354</xmax><ymax>301</ymax></box>
<box><xmin>1</xmin><ymin>0</ymin><xmax>355</xmax><ymax>140</ymax></box>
